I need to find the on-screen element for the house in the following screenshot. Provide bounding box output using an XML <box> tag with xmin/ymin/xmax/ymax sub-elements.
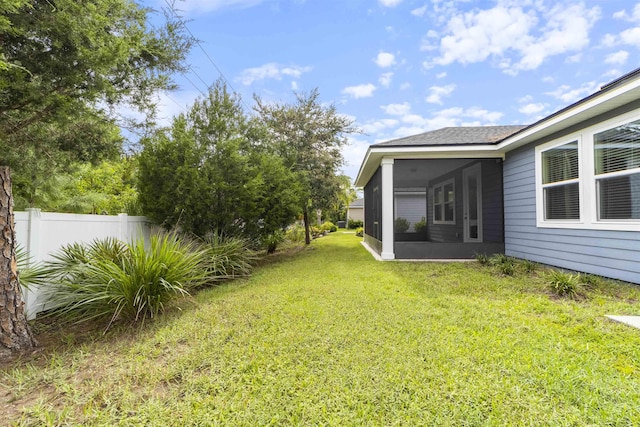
<box><xmin>347</xmin><ymin>198</ymin><xmax>364</xmax><ymax>227</ymax></box>
<box><xmin>354</xmin><ymin>68</ymin><xmax>640</xmax><ymax>284</ymax></box>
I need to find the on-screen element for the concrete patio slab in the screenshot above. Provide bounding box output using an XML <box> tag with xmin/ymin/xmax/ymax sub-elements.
<box><xmin>606</xmin><ymin>315</ymin><xmax>640</xmax><ymax>330</ymax></box>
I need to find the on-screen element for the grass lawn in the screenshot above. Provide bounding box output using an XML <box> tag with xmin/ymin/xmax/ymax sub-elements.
<box><xmin>3</xmin><ymin>232</ymin><xmax>640</xmax><ymax>425</ymax></box>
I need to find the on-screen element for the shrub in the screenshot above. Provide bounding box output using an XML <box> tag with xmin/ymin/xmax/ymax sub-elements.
<box><xmin>261</xmin><ymin>230</ymin><xmax>285</xmax><ymax>255</ymax></box>
<box><xmin>519</xmin><ymin>259</ymin><xmax>538</xmax><ymax>274</ymax></box>
<box><xmin>202</xmin><ymin>232</ymin><xmax>256</xmax><ymax>279</ymax></box>
<box><xmin>348</xmin><ymin>219</ymin><xmax>363</xmax><ymax>229</ymax></box>
<box><xmin>489</xmin><ymin>253</ymin><xmax>517</xmax><ymax>276</ymax></box>
<box><xmin>546</xmin><ymin>270</ymin><xmax>582</xmax><ymax>299</ymax></box>
<box><xmin>414</xmin><ymin>217</ymin><xmax>427</xmax><ymax>234</ymax></box>
<box><xmin>474</xmin><ymin>252</ymin><xmax>490</xmax><ymax>266</ymax></box>
<box><xmin>285</xmin><ymin>224</ymin><xmax>306</xmax><ymax>243</ymax></box>
<box><xmin>40</xmin><ymin>232</ymin><xmax>208</xmax><ymax>327</ymax></box>
<box><xmin>16</xmin><ymin>245</ymin><xmax>49</xmax><ymax>289</ymax></box>
<box><xmin>394</xmin><ymin>217</ymin><xmax>410</xmax><ymax>233</ymax></box>
<box><xmin>311</xmin><ymin>226</ymin><xmax>323</xmax><ymax>238</ymax></box>
<box><xmin>321</xmin><ymin>221</ymin><xmax>337</xmax><ymax>233</ymax></box>
<box><xmin>355</xmin><ymin>227</ymin><xmax>364</xmax><ymax>237</ymax></box>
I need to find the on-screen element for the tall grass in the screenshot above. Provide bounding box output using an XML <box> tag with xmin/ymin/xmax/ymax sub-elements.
<box><xmin>202</xmin><ymin>232</ymin><xmax>257</xmax><ymax>280</ymax></box>
<box><xmin>40</xmin><ymin>232</ymin><xmax>208</xmax><ymax>327</ymax></box>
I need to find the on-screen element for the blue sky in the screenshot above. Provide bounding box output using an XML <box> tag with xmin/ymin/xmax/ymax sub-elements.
<box><xmin>142</xmin><ymin>0</ymin><xmax>640</xmax><ymax>181</ymax></box>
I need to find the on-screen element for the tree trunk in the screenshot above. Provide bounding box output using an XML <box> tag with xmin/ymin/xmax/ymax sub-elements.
<box><xmin>0</xmin><ymin>166</ymin><xmax>36</xmax><ymax>356</ymax></box>
<box><xmin>303</xmin><ymin>205</ymin><xmax>311</xmax><ymax>245</ymax></box>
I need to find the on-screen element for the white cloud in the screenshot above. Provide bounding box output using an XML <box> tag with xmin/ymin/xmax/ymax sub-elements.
<box><xmin>381</xmin><ymin>102</ymin><xmax>411</xmax><ymax>115</ymax></box>
<box><xmin>411</xmin><ymin>5</ymin><xmax>428</xmax><ymax>17</ymax></box>
<box><xmin>519</xmin><ymin>102</ymin><xmax>545</xmax><ymax>115</ymax></box>
<box><xmin>426</xmin><ymin>84</ymin><xmax>456</xmax><ymax>104</ymax></box>
<box><xmin>613</xmin><ymin>4</ymin><xmax>640</xmax><ymax>22</ymax></box>
<box><xmin>565</xmin><ymin>53</ymin><xmax>582</xmax><ymax>63</ymax></box>
<box><xmin>605</xmin><ymin>50</ymin><xmax>629</xmax><ymax>65</ymax></box>
<box><xmin>342</xmin><ymin>83</ymin><xmax>377</xmax><ymax>99</ymax></box>
<box><xmin>374</xmin><ymin>51</ymin><xmax>396</xmax><ymax>68</ymax></box>
<box><xmin>430</xmin><ymin>3</ymin><xmax>600</xmax><ymax>74</ymax></box>
<box><xmin>601</xmin><ymin>33</ymin><xmax>617</xmax><ymax>47</ymax></box>
<box><xmin>379</xmin><ymin>0</ymin><xmax>403</xmax><ymax>7</ymax></box>
<box><xmin>546</xmin><ymin>81</ymin><xmax>599</xmax><ymax>103</ymax></box>
<box><xmin>237</xmin><ymin>63</ymin><xmax>312</xmax><ymax>85</ymax></box>
<box><xmin>154</xmin><ymin>90</ymin><xmax>200</xmax><ymax>127</ymax></box>
<box><xmin>620</xmin><ymin>27</ymin><xmax>640</xmax><ymax>46</ymax></box>
<box><xmin>360</xmin><ymin>118</ymin><xmax>399</xmax><ymax>134</ymax></box>
<box><xmin>378</xmin><ymin>72</ymin><xmax>394</xmax><ymax>87</ymax></box>
<box><xmin>436</xmin><ymin>71</ymin><xmax>447</xmax><ymax>79</ymax></box>
<box><xmin>291</xmin><ymin>81</ymin><xmax>299</xmax><ymax>90</ymax></box>
<box><xmin>399</xmin><ymin>82</ymin><xmax>411</xmax><ymax>90</ymax></box>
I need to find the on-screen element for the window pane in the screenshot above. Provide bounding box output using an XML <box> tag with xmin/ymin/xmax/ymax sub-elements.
<box><xmin>434</xmin><ymin>205</ymin><xmax>442</xmax><ymax>221</ymax></box>
<box><xmin>544</xmin><ymin>183</ymin><xmax>580</xmax><ymax>220</ymax></box>
<box><xmin>542</xmin><ymin>141</ymin><xmax>579</xmax><ymax>184</ymax></box>
<box><xmin>434</xmin><ymin>187</ymin><xmax>442</xmax><ymax>204</ymax></box>
<box><xmin>444</xmin><ymin>202</ymin><xmax>454</xmax><ymax>222</ymax></box>
<box><xmin>598</xmin><ymin>173</ymin><xmax>640</xmax><ymax>220</ymax></box>
<box><xmin>444</xmin><ymin>183</ymin><xmax>454</xmax><ymax>203</ymax></box>
<box><xmin>595</xmin><ymin>120</ymin><xmax>640</xmax><ymax>175</ymax></box>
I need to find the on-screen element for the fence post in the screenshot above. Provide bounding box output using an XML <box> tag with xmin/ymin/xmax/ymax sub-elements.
<box><xmin>118</xmin><ymin>213</ymin><xmax>128</xmax><ymax>242</ymax></box>
<box><xmin>23</xmin><ymin>208</ymin><xmax>41</xmax><ymax>319</ymax></box>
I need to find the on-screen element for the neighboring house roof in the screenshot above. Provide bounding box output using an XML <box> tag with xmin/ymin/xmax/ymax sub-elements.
<box><xmin>372</xmin><ymin>125</ymin><xmax>527</xmax><ymax>148</ymax></box>
<box><xmin>348</xmin><ymin>198</ymin><xmax>364</xmax><ymax>208</ymax></box>
<box><xmin>355</xmin><ymin>67</ymin><xmax>640</xmax><ymax>188</ymax></box>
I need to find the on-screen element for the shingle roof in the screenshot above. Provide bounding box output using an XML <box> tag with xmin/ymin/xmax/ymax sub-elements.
<box><xmin>348</xmin><ymin>198</ymin><xmax>364</xmax><ymax>208</ymax></box>
<box><xmin>373</xmin><ymin>125</ymin><xmax>528</xmax><ymax>147</ymax></box>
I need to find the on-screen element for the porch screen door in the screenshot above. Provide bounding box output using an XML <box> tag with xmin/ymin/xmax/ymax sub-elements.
<box><xmin>463</xmin><ymin>164</ymin><xmax>483</xmax><ymax>243</ymax></box>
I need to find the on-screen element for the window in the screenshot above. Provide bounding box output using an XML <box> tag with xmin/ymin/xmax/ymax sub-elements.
<box><xmin>541</xmin><ymin>140</ymin><xmax>580</xmax><ymax>220</ymax></box>
<box><xmin>433</xmin><ymin>179</ymin><xmax>455</xmax><ymax>224</ymax></box>
<box><xmin>594</xmin><ymin>120</ymin><xmax>640</xmax><ymax>221</ymax></box>
<box><xmin>536</xmin><ymin>112</ymin><xmax>640</xmax><ymax>231</ymax></box>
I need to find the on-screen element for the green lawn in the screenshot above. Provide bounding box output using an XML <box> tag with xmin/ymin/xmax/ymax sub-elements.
<box><xmin>3</xmin><ymin>232</ymin><xmax>640</xmax><ymax>426</ymax></box>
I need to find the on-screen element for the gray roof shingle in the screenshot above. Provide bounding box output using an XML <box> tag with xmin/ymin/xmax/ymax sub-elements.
<box><xmin>373</xmin><ymin>125</ymin><xmax>528</xmax><ymax>147</ymax></box>
<box><xmin>348</xmin><ymin>198</ymin><xmax>364</xmax><ymax>208</ymax></box>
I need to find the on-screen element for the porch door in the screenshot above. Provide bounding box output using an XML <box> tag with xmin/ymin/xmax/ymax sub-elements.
<box><xmin>462</xmin><ymin>164</ymin><xmax>483</xmax><ymax>243</ymax></box>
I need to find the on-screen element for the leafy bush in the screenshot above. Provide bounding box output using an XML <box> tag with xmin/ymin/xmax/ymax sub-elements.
<box><xmin>348</xmin><ymin>219</ymin><xmax>363</xmax><ymax>229</ymax></box>
<box><xmin>321</xmin><ymin>221</ymin><xmax>337</xmax><ymax>233</ymax></box>
<box><xmin>16</xmin><ymin>245</ymin><xmax>49</xmax><ymax>289</ymax></box>
<box><xmin>394</xmin><ymin>217</ymin><xmax>410</xmax><ymax>233</ymax></box>
<box><xmin>202</xmin><ymin>232</ymin><xmax>256</xmax><ymax>278</ymax></box>
<box><xmin>40</xmin><ymin>232</ymin><xmax>208</xmax><ymax>327</ymax></box>
<box><xmin>261</xmin><ymin>230</ymin><xmax>285</xmax><ymax>254</ymax></box>
<box><xmin>545</xmin><ymin>270</ymin><xmax>582</xmax><ymax>299</ymax></box>
<box><xmin>355</xmin><ymin>227</ymin><xmax>364</xmax><ymax>237</ymax></box>
<box><xmin>489</xmin><ymin>253</ymin><xmax>517</xmax><ymax>276</ymax></box>
<box><xmin>414</xmin><ymin>217</ymin><xmax>427</xmax><ymax>234</ymax></box>
<box><xmin>311</xmin><ymin>226</ymin><xmax>323</xmax><ymax>238</ymax></box>
<box><xmin>285</xmin><ymin>224</ymin><xmax>306</xmax><ymax>243</ymax></box>
<box><xmin>519</xmin><ymin>259</ymin><xmax>538</xmax><ymax>274</ymax></box>
<box><xmin>474</xmin><ymin>252</ymin><xmax>490</xmax><ymax>266</ymax></box>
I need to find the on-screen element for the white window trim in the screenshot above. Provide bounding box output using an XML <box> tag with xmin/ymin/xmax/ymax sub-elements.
<box><xmin>535</xmin><ymin>109</ymin><xmax>640</xmax><ymax>231</ymax></box>
<box><xmin>432</xmin><ymin>178</ymin><xmax>456</xmax><ymax>225</ymax></box>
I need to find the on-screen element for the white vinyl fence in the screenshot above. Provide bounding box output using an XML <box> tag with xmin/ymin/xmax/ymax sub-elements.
<box><xmin>14</xmin><ymin>209</ymin><xmax>151</xmax><ymax>319</ymax></box>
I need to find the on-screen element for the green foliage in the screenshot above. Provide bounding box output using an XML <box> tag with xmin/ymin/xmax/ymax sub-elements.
<box><xmin>474</xmin><ymin>252</ymin><xmax>490</xmax><ymax>265</ymax></box>
<box><xmin>40</xmin><ymin>233</ymin><xmax>207</xmax><ymax>326</ymax></box>
<box><xmin>320</xmin><ymin>221</ymin><xmax>337</xmax><ymax>233</ymax></box>
<box><xmin>285</xmin><ymin>224</ymin><xmax>306</xmax><ymax>243</ymax></box>
<box><xmin>355</xmin><ymin>227</ymin><xmax>364</xmax><ymax>237</ymax></box>
<box><xmin>347</xmin><ymin>219</ymin><xmax>363</xmax><ymax>229</ymax></box>
<box><xmin>414</xmin><ymin>217</ymin><xmax>427</xmax><ymax>234</ymax></box>
<box><xmin>15</xmin><ymin>245</ymin><xmax>48</xmax><ymax>289</ymax></box>
<box><xmin>489</xmin><ymin>253</ymin><xmax>517</xmax><ymax>276</ymax></box>
<box><xmin>1</xmin><ymin>0</ymin><xmax>194</xmax><ymax>205</ymax></box>
<box><xmin>262</xmin><ymin>230</ymin><xmax>286</xmax><ymax>255</ymax></box>
<box><xmin>394</xmin><ymin>217</ymin><xmax>410</xmax><ymax>233</ymax></box>
<box><xmin>519</xmin><ymin>259</ymin><xmax>538</xmax><ymax>274</ymax></box>
<box><xmin>545</xmin><ymin>270</ymin><xmax>582</xmax><ymax>299</ymax></box>
<box><xmin>202</xmin><ymin>232</ymin><xmax>256</xmax><ymax>280</ymax></box>
<box><xmin>254</xmin><ymin>89</ymin><xmax>359</xmax><ymax>243</ymax></box>
<box><xmin>138</xmin><ymin>81</ymin><xmax>300</xmax><ymax>238</ymax></box>
<box><xmin>310</xmin><ymin>226</ymin><xmax>323</xmax><ymax>239</ymax></box>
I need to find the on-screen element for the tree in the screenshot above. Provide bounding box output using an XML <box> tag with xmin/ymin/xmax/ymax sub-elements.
<box><xmin>0</xmin><ymin>0</ymin><xmax>192</xmax><ymax>354</ymax></box>
<box><xmin>138</xmin><ymin>81</ymin><xmax>301</xmax><ymax>239</ymax></box>
<box><xmin>254</xmin><ymin>89</ymin><xmax>359</xmax><ymax>244</ymax></box>
<box><xmin>325</xmin><ymin>174</ymin><xmax>358</xmax><ymax>223</ymax></box>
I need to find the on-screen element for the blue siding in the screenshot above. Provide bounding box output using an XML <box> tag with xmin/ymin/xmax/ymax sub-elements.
<box><xmin>503</xmin><ymin>144</ymin><xmax>640</xmax><ymax>284</ymax></box>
